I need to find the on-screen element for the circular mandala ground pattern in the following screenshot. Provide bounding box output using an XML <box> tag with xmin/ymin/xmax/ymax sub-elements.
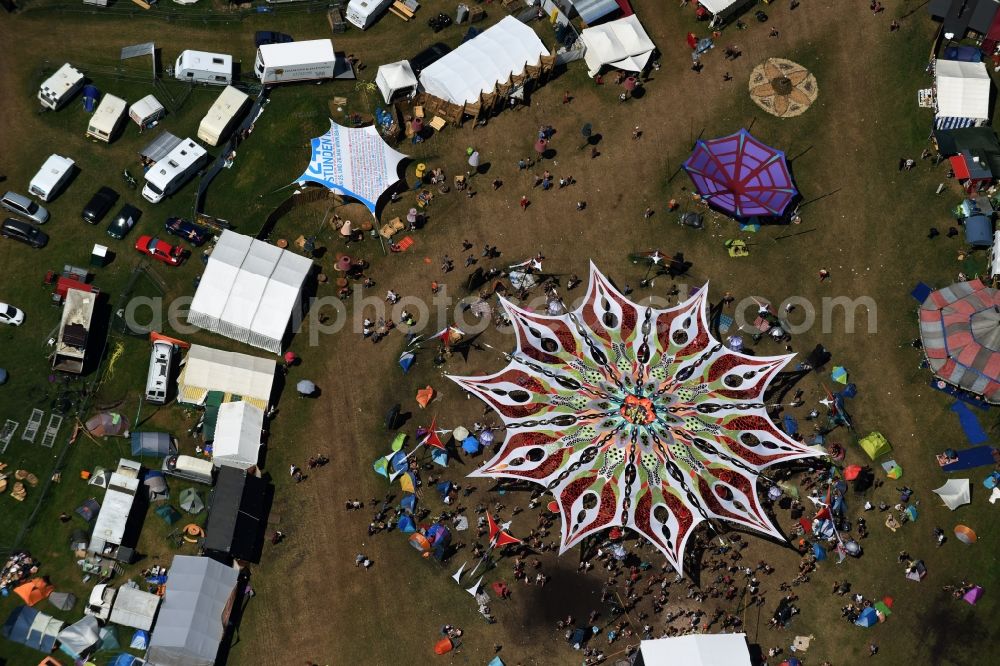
<box><xmin>749</xmin><ymin>58</ymin><xmax>818</xmax><ymax>118</ymax></box>
<box><xmin>449</xmin><ymin>265</ymin><xmax>820</xmax><ymax>573</ymax></box>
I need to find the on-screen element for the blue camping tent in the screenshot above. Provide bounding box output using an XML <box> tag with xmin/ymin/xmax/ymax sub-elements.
<box><xmin>812</xmin><ymin>543</ymin><xmax>827</xmax><ymax>561</ymax></box>
<box><xmin>83</xmin><ymin>85</ymin><xmax>100</xmax><ymax>113</ymax></box>
<box><xmin>398</xmin><ymin>515</ymin><xmax>417</xmax><ymax>533</ymax></box>
<box><xmin>1</xmin><ymin>605</ymin><xmax>63</xmax><ymax>652</ymax></box>
<box><xmin>390</xmin><ymin>450</ymin><xmax>408</xmax><ymax>473</ymax></box>
<box><xmin>431</xmin><ymin>448</ymin><xmax>449</xmax><ymax>467</ymax></box>
<box><xmin>130</xmin><ymin>629</ymin><xmax>149</xmax><ymax>650</ymax></box>
<box><xmin>461</xmin><ymin>435</ymin><xmax>481</xmax><ymax>455</ymax></box>
<box><xmin>436</xmin><ymin>480</ymin><xmax>454</xmax><ymax>498</ymax></box>
<box><xmin>401</xmin><ymin>494</ymin><xmax>417</xmax><ymax>512</ymax></box>
<box><xmin>399</xmin><ymin>352</ymin><xmax>415</xmax><ymax>373</ymax></box>
<box><xmin>855</xmin><ymin>606</ymin><xmax>879</xmax><ymax>628</ymax></box>
<box><xmin>964</xmin><ymin>214</ymin><xmax>993</xmax><ymax>247</ymax></box>
<box><xmin>110</xmin><ymin>654</ymin><xmax>143</xmax><ymax>666</ymax></box>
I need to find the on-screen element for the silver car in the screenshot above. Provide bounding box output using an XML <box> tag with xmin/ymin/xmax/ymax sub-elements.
<box><xmin>1</xmin><ymin>191</ymin><xmax>49</xmax><ymax>224</ymax></box>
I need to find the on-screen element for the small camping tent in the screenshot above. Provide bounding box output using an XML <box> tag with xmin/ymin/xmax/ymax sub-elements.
<box><xmin>58</xmin><ymin>615</ymin><xmax>101</xmax><ymax>660</ymax></box>
<box><xmin>376</xmin><ymin>60</ymin><xmax>418</xmax><ymax>104</ymax></box>
<box><xmin>859</xmin><ymin>432</ymin><xmax>892</xmax><ymax>460</ymax></box>
<box><xmin>13</xmin><ymin>579</ymin><xmax>54</xmax><ymax>607</ymax></box>
<box><xmin>47</xmin><ymin>591</ymin><xmax>76</xmax><ymax>612</ymax></box>
<box><xmin>179</xmin><ymin>487</ymin><xmax>205</xmax><ymax>514</ymax></box>
<box><xmin>933</xmin><ymin>478</ymin><xmax>972</xmax><ymax>510</ymax></box>
<box><xmin>86</xmin><ymin>412</ymin><xmax>130</xmax><ymax>437</ymax></box>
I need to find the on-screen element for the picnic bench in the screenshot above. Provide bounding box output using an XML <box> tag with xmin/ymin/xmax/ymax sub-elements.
<box><xmin>390</xmin><ymin>1</ymin><xmax>415</xmax><ymax>21</ymax></box>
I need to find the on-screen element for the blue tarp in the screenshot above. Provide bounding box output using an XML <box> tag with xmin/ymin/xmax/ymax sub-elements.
<box><xmin>964</xmin><ymin>213</ymin><xmax>992</xmax><ymax>246</ymax></box>
<box><xmin>461</xmin><ymin>435</ymin><xmax>481</xmax><ymax>454</ymax></box>
<box><xmin>783</xmin><ymin>415</ymin><xmax>799</xmax><ymax>436</ymax></box>
<box><xmin>944</xmin><ymin>45</ymin><xmax>982</xmax><ymax>62</ymax></box>
<box><xmin>398</xmin><ymin>515</ymin><xmax>416</xmax><ymax>533</ymax></box>
<box><xmin>942</xmin><ymin>444</ymin><xmax>997</xmax><ymax>471</ymax></box>
<box><xmin>950</xmin><ymin>402</ymin><xmax>989</xmax><ymax>444</ymax></box>
<box><xmin>911</xmin><ymin>282</ymin><xmax>933</xmax><ymax>303</ymax></box>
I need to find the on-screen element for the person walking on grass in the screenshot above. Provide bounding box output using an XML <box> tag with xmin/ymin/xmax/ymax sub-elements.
<box><xmin>520</xmin><ymin>195</ymin><xmax>530</xmax><ymax>212</ymax></box>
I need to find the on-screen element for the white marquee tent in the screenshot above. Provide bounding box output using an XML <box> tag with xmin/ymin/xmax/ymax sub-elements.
<box><xmin>176</xmin><ymin>345</ymin><xmax>276</xmax><ymax>410</ymax></box>
<box><xmin>637</xmin><ymin>633</ymin><xmax>752</xmax><ymax>666</ymax></box>
<box><xmin>935</xmin><ymin>59</ymin><xmax>991</xmax><ymax>129</ymax></box>
<box><xmin>212</xmin><ymin>401</ymin><xmax>264</xmax><ymax>470</ymax></box>
<box><xmin>580</xmin><ymin>14</ymin><xmax>656</xmax><ymax>77</ymax></box>
<box><xmin>933</xmin><ymin>478</ymin><xmax>971</xmax><ymax>510</ymax></box>
<box><xmin>697</xmin><ymin>0</ymin><xmax>757</xmax><ymax>17</ymax></box>
<box><xmin>419</xmin><ymin>15</ymin><xmax>548</xmax><ymax>105</ymax></box>
<box><xmin>188</xmin><ymin>230</ymin><xmax>313</xmax><ymax>354</ymax></box>
<box><xmin>376</xmin><ymin>60</ymin><xmax>418</xmax><ymax>104</ymax></box>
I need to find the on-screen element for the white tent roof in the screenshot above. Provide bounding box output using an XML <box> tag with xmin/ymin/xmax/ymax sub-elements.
<box><xmin>936</xmin><ymin>59</ymin><xmax>991</xmax><ymax>120</ymax></box>
<box><xmin>178</xmin><ymin>344</ymin><xmax>276</xmax><ymax>406</ymax></box>
<box><xmin>639</xmin><ymin>633</ymin><xmax>752</xmax><ymax>666</ymax></box>
<box><xmin>130</xmin><ymin>94</ymin><xmax>164</xmax><ymax>124</ymax></box>
<box><xmin>933</xmin><ymin>478</ymin><xmax>971</xmax><ymax>510</ymax></box>
<box><xmin>57</xmin><ymin>615</ymin><xmax>101</xmax><ymax>659</ymax></box>
<box><xmin>698</xmin><ymin>0</ymin><xmax>750</xmax><ymax>14</ymax></box>
<box><xmin>376</xmin><ymin>60</ymin><xmax>418</xmax><ymax>104</ymax></box>
<box><xmin>212</xmin><ymin>401</ymin><xmax>263</xmax><ymax>470</ymax></box>
<box><xmin>580</xmin><ymin>14</ymin><xmax>656</xmax><ymax>77</ymax></box>
<box><xmin>188</xmin><ymin>230</ymin><xmax>312</xmax><ymax>353</ymax></box>
<box><xmin>419</xmin><ymin>15</ymin><xmax>548</xmax><ymax>105</ymax></box>
<box><xmin>110</xmin><ymin>584</ymin><xmax>161</xmax><ymax>630</ymax></box>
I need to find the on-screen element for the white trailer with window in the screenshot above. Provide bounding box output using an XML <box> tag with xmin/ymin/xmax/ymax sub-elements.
<box><xmin>175</xmin><ymin>50</ymin><xmax>233</xmax><ymax>86</ymax></box>
<box><xmin>142</xmin><ymin>138</ymin><xmax>207</xmax><ymax>203</ymax></box>
<box><xmin>129</xmin><ymin>94</ymin><xmax>165</xmax><ymax>129</ymax></box>
<box><xmin>29</xmin><ymin>154</ymin><xmax>75</xmax><ymax>202</ymax></box>
<box><xmin>346</xmin><ymin>0</ymin><xmax>393</xmax><ymax>30</ymax></box>
<box><xmin>38</xmin><ymin>63</ymin><xmax>85</xmax><ymax>110</ymax></box>
<box><xmin>197</xmin><ymin>86</ymin><xmax>250</xmax><ymax>146</ymax></box>
<box><xmin>87</xmin><ymin>94</ymin><xmax>127</xmax><ymax>143</ymax></box>
<box><xmin>254</xmin><ymin>39</ymin><xmax>336</xmax><ymax>84</ymax></box>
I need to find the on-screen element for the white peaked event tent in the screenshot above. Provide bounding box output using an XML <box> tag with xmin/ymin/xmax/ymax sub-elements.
<box><xmin>935</xmin><ymin>59</ymin><xmax>991</xmax><ymax>129</ymax></box>
<box><xmin>188</xmin><ymin>230</ymin><xmax>313</xmax><ymax>353</ymax></box>
<box><xmin>697</xmin><ymin>0</ymin><xmax>757</xmax><ymax>17</ymax></box>
<box><xmin>580</xmin><ymin>14</ymin><xmax>656</xmax><ymax>77</ymax></box>
<box><xmin>376</xmin><ymin>60</ymin><xmax>418</xmax><ymax>104</ymax></box>
<box><xmin>176</xmin><ymin>345</ymin><xmax>276</xmax><ymax>410</ymax></box>
<box><xmin>296</xmin><ymin>121</ymin><xmax>408</xmax><ymax>214</ymax></box>
<box><xmin>212</xmin><ymin>401</ymin><xmax>264</xmax><ymax>470</ymax></box>
<box><xmin>419</xmin><ymin>15</ymin><xmax>548</xmax><ymax>105</ymax></box>
<box><xmin>637</xmin><ymin>633</ymin><xmax>752</xmax><ymax>666</ymax></box>
<box><xmin>147</xmin><ymin>556</ymin><xmax>239</xmax><ymax>666</ymax></box>
<box><xmin>933</xmin><ymin>478</ymin><xmax>971</xmax><ymax>510</ymax></box>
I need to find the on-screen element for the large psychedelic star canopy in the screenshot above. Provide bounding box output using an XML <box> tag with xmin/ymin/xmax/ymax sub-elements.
<box><xmin>449</xmin><ymin>265</ymin><xmax>819</xmax><ymax>573</ymax></box>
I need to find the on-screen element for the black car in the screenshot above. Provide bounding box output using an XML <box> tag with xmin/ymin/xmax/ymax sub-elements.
<box><xmin>409</xmin><ymin>42</ymin><xmax>451</xmax><ymax>76</ymax></box>
<box><xmin>82</xmin><ymin>186</ymin><xmax>119</xmax><ymax>224</ymax></box>
<box><xmin>255</xmin><ymin>31</ymin><xmax>294</xmax><ymax>47</ymax></box>
<box><xmin>1</xmin><ymin>218</ymin><xmax>48</xmax><ymax>248</ymax></box>
<box><xmin>107</xmin><ymin>204</ymin><xmax>142</xmax><ymax>240</ymax></box>
<box><xmin>164</xmin><ymin>217</ymin><xmax>211</xmax><ymax>246</ymax></box>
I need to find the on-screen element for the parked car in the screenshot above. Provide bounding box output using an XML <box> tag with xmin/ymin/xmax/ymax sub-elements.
<box><xmin>82</xmin><ymin>186</ymin><xmax>119</xmax><ymax>224</ymax></box>
<box><xmin>0</xmin><ymin>303</ymin><xmax>25</xmax><ymax>326</ymax></box>
<box><xmin>255</xmin><ymin>31</ymin><xmax>294</xmax><ymax>47</ymax></box>
<box><xmin>1</xmin><ymin>218</ymin><xmax>48</xmax><ymax>248</ymax></box>
<box><xmin>107</xmin><ymin>204</ymin><xmax>142</xmax><ymax>240</ymax></box>
<box><xmin>164</xmin><ymin>217</ymin><xmax>211</xmax><ymax>246</ymax></box>
<box><xmin>1</xmin><ymin>191</ymin><xmax>49</xmax><ymax>224</ymax></box>
<box><xmin>135</xmin><ymin>235</ymin><xmax>185</xmax><ymax>265</ymax></box>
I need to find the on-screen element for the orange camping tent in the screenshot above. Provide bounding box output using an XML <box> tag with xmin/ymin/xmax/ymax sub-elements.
<box><xmin>416</xmin><ymin>386</ymin><xmax>435</xmax><ymax>409</ymax></box>
<box><xmin>434</xmin><ymin>638</ymin><xmax>454</xmax><ymax>654</ymax></box>
<box><xmin>14</xmin><ymin>578</ymin><xmax>54</xmax><ymax>606</ymax></box>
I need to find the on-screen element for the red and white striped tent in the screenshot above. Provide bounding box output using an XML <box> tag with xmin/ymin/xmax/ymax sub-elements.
<box><xmin>920</xmin><ymin>279</ymin><xmax>1000</xmax><ymax>402</ymax></box>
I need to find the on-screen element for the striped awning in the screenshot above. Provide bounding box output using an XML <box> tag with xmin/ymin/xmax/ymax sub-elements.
<box><xmin>919</xmin><ymin>279</ymin><xmax>1000</xmax><ymax>402</ymax></box>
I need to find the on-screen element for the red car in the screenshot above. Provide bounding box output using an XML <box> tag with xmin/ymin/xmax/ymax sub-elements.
<box><xmin>135</xmin><ymin>235</ymin><xmax>186</xmax><ymax>266</ymax></box>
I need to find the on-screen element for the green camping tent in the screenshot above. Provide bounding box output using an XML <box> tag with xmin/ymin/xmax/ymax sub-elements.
<box><xmin>155</xmin><ymin>505</ymin><xmax>182</xmax><ymax>525</ymax></box>
<box><xmin>859</xmin><ymin>432</ymin><xmax>891</xmax><ymax>460</ymax></box>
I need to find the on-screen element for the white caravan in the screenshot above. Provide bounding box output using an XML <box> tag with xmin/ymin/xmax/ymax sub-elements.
<box><xmin>29</xmin><ymin>154</ymin><xmax>75</xmax><ymax>202</ymax></box>
<box><xmin>254</xmin><ymin>39</ymin><xmax>337</xmax><ymax>84</ymax></box>
<box><xmin>38</xmin><ymin>63</ymin><xmax>85</xmax><ymax>110</ymax></box>
<box><xmin>129</xmin><ymin>94</ymin><xmax>165</xmax><ymax>129</ymax></box>
<box><xmin>142</xmin><ymin>138</ymin><xmax>207</xmax><ymax>204</ymax></box>
<box><xmin>175</xmin><ymin>50</ymin><xmax>233</xmax><ymax>86</ymax></box>
<box><xmin>87</xmin><ymin>94</ymin><xmax>127</xmax><ymax>143</ymax></box>
<box><xmin>346</xmin><ymin>0</ymin><xmax>393</xmax><ymax>30</ymax></box>
<box><xmin>197</xmin><ymin>86</ymin><xmax>250</xmax><ymax>147</ymax></box>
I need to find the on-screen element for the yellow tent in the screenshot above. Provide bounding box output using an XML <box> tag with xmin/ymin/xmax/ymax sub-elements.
<box><xmin>859</xmin><ymin>432</ymin><xmax>891</xmax><ymax>460</ymax></box>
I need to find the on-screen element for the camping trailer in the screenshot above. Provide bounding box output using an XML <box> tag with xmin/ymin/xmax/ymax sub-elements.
<box><xmin>86</xmin><ymin>94</ymin><xmax>127</xmax><ymax>143</ymax></box>
<box><xmin>197</xmin><ymin>86</ymin><xmax>250</xmax><ymax>147</ymax></box>
<box><xmin>142</xmin><ymin>138</ymin><xmax>207</xmax><ymax>203</ymax></box>
<box><xmin>346</xmin><ymin>0</ymin><xmax>393</xmax><ymax>30</ymax></box>
<box><xmin>29</xmin><ymin>154</ymin><xmax>75</xmax><ymax>202</ymax></box>
<box><xmin>53</xmin><ymin>287</ymin><xmax>96</xmax><ymax>374</ymax></box>
<box><xmin>87</xmin><ymin>459</ymin><xmax>143</xmax><ymax>562</ymax></box>
<box><xmin>254</xmin><ymin>39</ymin><xmax>337</xmax><ymax>84</ymax></box>
<box><xmin>130</xmin><ymin>94</ymin><xmax>165</xmax><ymax>129</ymax></box>
<box><xmin>145</xmin><ymin>340</ymin><xmax>174</xmax><ymax>405</ymax></box>
<box><xmin>162</xmin><ymin>454</ymin><xmax>214</xmax><ymax>485</ymax></box>
<box><xmin>38</xmin><ymin>63</ymin><xmax>85</xmax><ymax>110</ymax></box>
<box><xmin>174</xmin><ymin>50</ymin><xmax>233</xmax><ymax>86</ymax></box>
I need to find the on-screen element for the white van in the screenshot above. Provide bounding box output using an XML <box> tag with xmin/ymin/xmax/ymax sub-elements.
<box><xmin>175</xmin><ymin>50</ymin><xmax>233</xmax><ymax>86</ymax></box>
<box><xmin>38</xmin><ymin>63</ymin><xmax>85</xmax><ymax>110</ymax></box>
<box><xmin>142</xmin><ymin>138</ymin><xmax>207</xmax><ymax>204</ymax></box>
<box><xmin>29</xmin><ymin>154</ymin><xmax>75</xmax><ymax>202</ymax></box>
<box><xmin>145</xmin><ymin>340</ymin><xmax>174</xmax><ymax>405</ymax></box>
<box><xmin>346</xmin><ymin>0</ymin><xmax>393</xmax><ymax>30</ymax></box>
<box><xmin>162</xmin><ymin>454</ymin><xmax>214</xmax><ymax>485</ymax></box>
<box><xmin>87</xmin><ymin>94</ymin><xmax>127</xmax><ymax>143</ymax></box>
<box><xmin>197</xmin><ymin>86</ymin><xmax>250</xmax><ymax>147</ymax></box>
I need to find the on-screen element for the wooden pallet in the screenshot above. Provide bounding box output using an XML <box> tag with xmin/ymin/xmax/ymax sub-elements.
<box><xmin>390</xmin><ymin>1</ymin><xmax>414</xmax><ymax>20</ymax></box>
<box><xmin>40</xmin><ymin>414</ymin><xmax>63</xmax><ymax>449</ymax></box>
<box><xmin>1</xmin><ymin>420</ymin><xmax>18</xmax><ymax>454</ymax></box>
<box><xmin>22</xmin><ymin>409</ymin><xmax>43</xmax><ymax>443</ymax></box>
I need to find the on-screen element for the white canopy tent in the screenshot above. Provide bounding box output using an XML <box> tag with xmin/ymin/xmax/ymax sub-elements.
<box><xmin>933</xmin><ymin>478</ymin><xmax>971</xmax><ymax>510</ymax></box>
<box><xmin>697</xmin><ymin>0</ymin><xmax>756</xmax><ymax>17</ymax></box>
<box><xmin>637</xmin><ymin>633</ymin><xmax>752</xmax><ymax>666</ymax></box>
<box><xmin>188</xmin><ymin>230</ymin><xmax>313</xmax><ymax>354</ymax></box>
<box><xmin>376</xmin><ymin>60</ymin><xmax>418</xmax><ymax>104</ymax></box>
<box><xmin>176</xmin><ymin>344</ymin><xmax>276</xmax><ymax>410</ymax></box>
<box><xmin>935</xmin><ymin>59</ymin><xmax>991</xmax><ymax>129</ymax></box>
<box><xmin>580</xmin><ymin>15</ymin><xmax>655</xmax><ymax>77</ymax></box>
<box><xmin>419</xmin><ymin>16</ymin><xmax>548</xmax><ymax>105</ymax></box>
<box><xmin>212</xmin><ymin>401</ymin><xmax>264</xmax><ymax>470</ymax></box>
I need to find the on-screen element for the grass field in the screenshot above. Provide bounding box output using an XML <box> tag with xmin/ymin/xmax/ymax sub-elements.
<box><xmin>2</xmin><ymin>0</ymin><xmax>1000</xmax><ymax>665</ymax></box>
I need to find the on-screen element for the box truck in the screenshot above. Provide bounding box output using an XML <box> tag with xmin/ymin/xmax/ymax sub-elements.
<box><xmin>346</xmin><ymin>0</ymin><xmax>393</xmax><ymax>30</ymax></box>
<box><xmin>175</xmin><ymin>50</ymin><xmax>233</xmax><ymax>86</ymax></box>
<box><xmin>142</xmin><ymin>138</ymin><xmax>207</xmax><ymax>203</ymax></box>
<box><xmin>197</xmin><ymin>86</ymin><xmax>250</xmax><ymax>146</ymax></box>
<box><xmin>38</xmin><ymin>63</ymin><xmax>85</xmax><ymax>110</ymax></box>
<box><xmin>254</xmin><ymin>39</ymin><xmax>337</xmax><ymax>84</ymax></box>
